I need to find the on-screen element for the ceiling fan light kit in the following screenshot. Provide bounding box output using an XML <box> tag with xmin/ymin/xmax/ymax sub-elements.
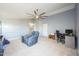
<box><xmin>35</xmin><ymin>15</ymin><xmax>39</xmax><ymax>19</ymax></box>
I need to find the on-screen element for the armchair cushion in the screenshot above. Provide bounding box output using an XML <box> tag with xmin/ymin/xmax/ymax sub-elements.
<box><xmin>3</xmin><ymin>38</ymin><xmax>10</xmax><ymax>46</ymax></box>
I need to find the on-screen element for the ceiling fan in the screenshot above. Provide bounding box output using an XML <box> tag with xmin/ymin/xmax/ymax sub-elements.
<box><xmin>26</xmin><ymin>9</ymin><xmax>48</xmax><ymax>20</ymax></box>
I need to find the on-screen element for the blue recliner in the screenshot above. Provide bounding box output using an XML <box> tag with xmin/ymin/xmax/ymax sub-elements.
<box><xmin>22</xmin><ymin>31</ymin><xmax>39</xmax><ymax>47</ymax></box>
<box><xmin>0</xmin><ymin>38</ymin><xmax>10</xmax><ymax>56</ymax></box>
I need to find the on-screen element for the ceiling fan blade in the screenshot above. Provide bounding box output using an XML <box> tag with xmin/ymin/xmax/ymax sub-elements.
<box><xmin>34</xmin><ymin>10</ymin><xmax>37</xmax><ymax>15</ymax></box>
<box><xmin>36</xmin><ymin>9</ymin><xmax>38</xmax><ymax>11</ymax></box>
<box><xmin>40</xmin><ymin>15</ymin><xmax>48</xmax><ymax>19</ymax></box>
<box><xmin>40</xmin><ymin>12</ymin><xmax>46</xmax><ymax>16</ymax></box>
<box><xmin>39</xmin><ymin>16</ymin><xmax>46</xmax><ymax>19</ymax></box>
<box><xmin>42</xmin><ymin>16</ymin><xmax>48</xmax><ymax>17</ymax></box>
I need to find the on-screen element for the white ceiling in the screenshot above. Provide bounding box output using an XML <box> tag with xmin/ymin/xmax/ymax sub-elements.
<box><xmin>0</xmin><ymin>3</ymin><xmax>75</xmax><ymax>19</ymax></box>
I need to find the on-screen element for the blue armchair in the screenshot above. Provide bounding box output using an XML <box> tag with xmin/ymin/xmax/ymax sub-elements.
<box><xmin>22</xmin><ymin>31</ymin><xmax>39</xmax><ymax>47</ymax></box>
<box><xmin>0</xmin><ymin>38</ymin><xmax>10</xmax><ymax>56</ymax></box>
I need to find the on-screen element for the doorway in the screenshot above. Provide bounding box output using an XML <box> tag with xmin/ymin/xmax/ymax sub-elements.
<box><xmin>42</xmin><ymin>24</ymin><xmax>48</xmax><ymax>37</ymax></box>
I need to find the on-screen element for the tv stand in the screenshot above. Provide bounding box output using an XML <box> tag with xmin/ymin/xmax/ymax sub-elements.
<box><xmin>65</xmin><ymin>36</ymin><xmax>75</xmax><ymax>49</ymax></box>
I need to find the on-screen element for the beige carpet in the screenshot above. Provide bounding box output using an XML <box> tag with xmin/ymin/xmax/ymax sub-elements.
<box><xmin>4</xmin><ymin>37</ymin><xmax>77</xmax><ymax>56</ymax></box>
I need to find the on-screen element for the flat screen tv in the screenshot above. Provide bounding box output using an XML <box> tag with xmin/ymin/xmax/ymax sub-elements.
<box><xmin>65</xmin><ymin>29</ymin><xmax>73</xmax><ymax>35</ymax></box>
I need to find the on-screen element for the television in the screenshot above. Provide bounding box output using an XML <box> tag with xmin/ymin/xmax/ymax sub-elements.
<box><xmin>65</xmin><ymin>29</ymin><xmax>73</xmax><ymax>36</ymax></box>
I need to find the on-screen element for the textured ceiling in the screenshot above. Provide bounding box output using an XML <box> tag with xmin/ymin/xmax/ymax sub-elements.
<box><xmin>0</xmin><ymin>3</ymin><xmax>75</xmax><ymax>19</ymax></box>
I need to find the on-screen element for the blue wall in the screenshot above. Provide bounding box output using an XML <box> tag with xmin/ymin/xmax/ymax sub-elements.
<box><xmin>41</xmin><ymin>9</ymin><xmax>76</xmax><ymax>34</ymax></box>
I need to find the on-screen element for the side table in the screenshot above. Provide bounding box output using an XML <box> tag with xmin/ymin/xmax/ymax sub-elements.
<box><xmin>49</xmin><ymin>34</ymin><xmax>55</xmax><ymax>40</ymax></box>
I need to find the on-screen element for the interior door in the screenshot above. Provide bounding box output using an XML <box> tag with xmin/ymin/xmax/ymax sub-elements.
<box><xmin>42</xmin><ymin>24</ymin><xmax>48</xmax><ymax>36</ymax></box>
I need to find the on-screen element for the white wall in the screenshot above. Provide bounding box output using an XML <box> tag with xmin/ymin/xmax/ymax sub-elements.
<box><xmin>2</xmin><ymin>18</ymin><xmax>31</xmax><ymax>41</ymax></box>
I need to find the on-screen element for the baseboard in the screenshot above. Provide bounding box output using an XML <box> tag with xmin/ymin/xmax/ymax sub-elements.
<box><xmin>7</xmin><ymin>36</ymin><xmax>21</xmax><ymax>41</ymax></box>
